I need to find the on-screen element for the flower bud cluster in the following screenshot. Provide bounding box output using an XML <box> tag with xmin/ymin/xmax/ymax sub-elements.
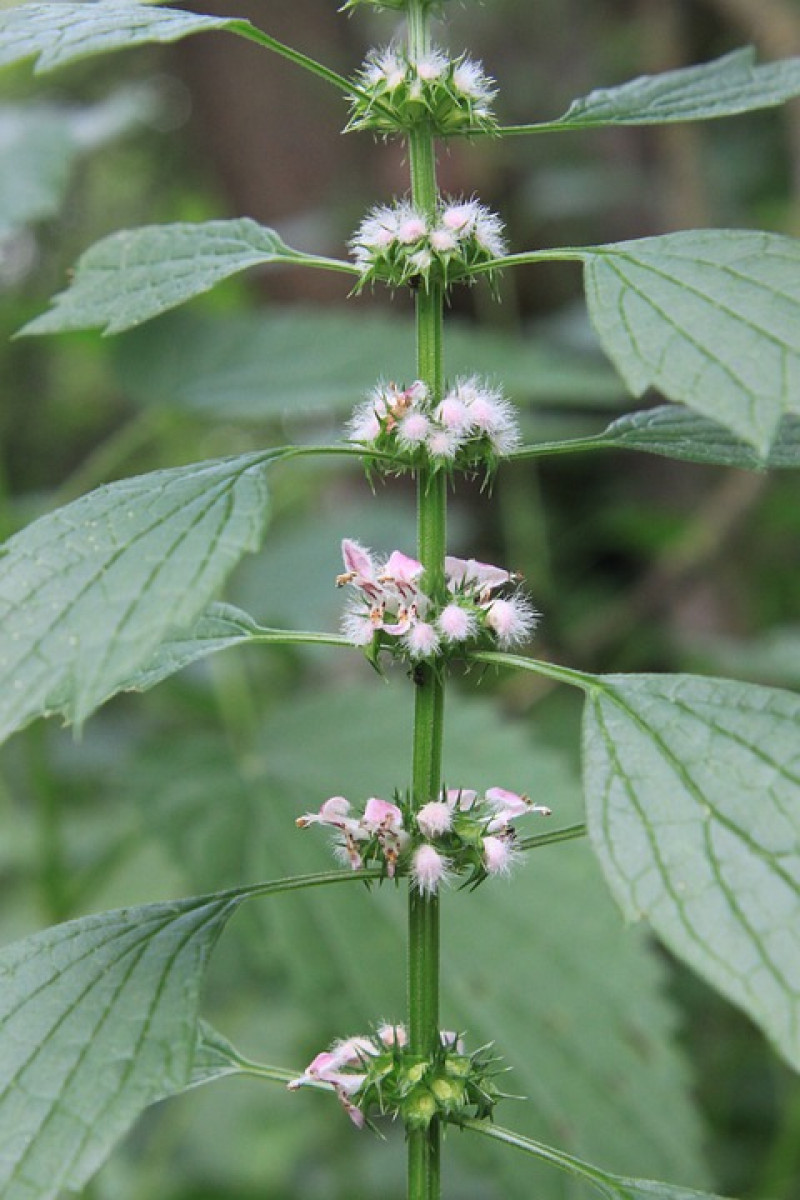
<box><xmin>350</xmin><ymin>198</ymin><xmax>506</xmax><ymax>291</ymax></box>
<box><xmin>297</xmin><ymin>786</ymin><xmax>551</xmax><ymax>891</ymax></box>
<box><xmin>296</xmin><ymin>795</ymin><xmax>410</xmax><ymax>875</ymax></box>
<box><xmin>348</xmin><ymin>46</ymin><xmax>497</xmax><ymax>136</ymax></box>
<box><xmin>337</xmin><ymin>538</ymin><xmax>538</xmax><ymax>661</ymax></box>
<box><xmin>348</xmin><ymin>375</ymin><xmax>520</xmax><ymax>471</ymax></box>
<box><xmin>288</xmin><ymin>1024</ymin><xmax>501</xmax><ymax>1130</ymax></box>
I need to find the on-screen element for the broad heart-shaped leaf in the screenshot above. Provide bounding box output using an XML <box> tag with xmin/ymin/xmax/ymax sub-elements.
<box><xmin>20</xmin><ymin>219</ymin><xmax>357</xmax><ymax>336</ymax></box>
<box><xmin>595</xmin><ymin>405</ymin><xmax>800</xmax><ymax>469</ymax></box>
<box><xmin>0</xmin><ymin>891</ymin><xmax>241</xmax><ymax>1200</ymax></box>
<box><xmin>525</xmin><ymin>47</ymin><xmax>800</xmax><ymax>132</ymax></box>
<box><xmin>581</xmin><ymin>230</ymin><xmax>800</xmax><ymax>456</ymax></box>
<box><xmin>0</xmin><ymin>451</ymin><xmax>286</xmax><ymax>741</ymax></box>
<box><xmin>0</xmin><ymin>2</ymin><xmax>235</xmax><ymax>74</ymax></box>
<box><xmin>582</xmin><ymin>673</ymin><xmax>800</xmax><ymax>1073</ymax></box>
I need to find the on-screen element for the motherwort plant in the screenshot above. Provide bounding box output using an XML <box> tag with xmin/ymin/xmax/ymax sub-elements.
<box><xmin>0</xmin><ymin>2</ymin><xmax>799</xmax><ymax>1199</ymax></box>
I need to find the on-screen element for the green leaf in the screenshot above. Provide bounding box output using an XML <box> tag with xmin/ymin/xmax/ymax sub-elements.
<box><xmin>512</xmin><ymin>47</ymin><xmax>800</xmax><ymax>133</ymax></box>
<box><xmin>123</xmin><ymin>603</ymin><xmax>267</xmax><ymax>691</ymax></box>
<box><xmin>120</xmin><ymin>602</ymin><xmax>349</xmax><ymax>694</ymax></box>
<box><xmin>469</xmin><ymin>1122</ymin><xmax>728</xmax><ymax>1200</ymax></box>
<box><xmin>0</xmin><ymin>2</ymin><xmax>355</xmax><ymax>95</ymax></box>
<box><xmin>189</xmin><ymin>1021</ymin><xmax>296</xmax><ymax>1090</ymax></box>
<box><xmin>20</xmin><ymin>220</ymin><xmax>357</xmax><ymax>336</ymax></box>
<box><xmin>0</xmin><ymin>891</ymin><xmax>241</xmax><ymax>1200</ymax></box>
<box><xmin>596</xmin><ymin>405</ymin><xmax>800</xmax><ymax>469</ymax></box>
<box><xmin>0</xmin><ymin>451</ymin><xmax>286</xmax><ymax>741</ymax></box>
<box><xmin>582</xmin><ymin>673</ymin><xmax>800</xmax><ymax>1073</ymax></box>
<box><xmin>0</xmin><ymin>2</ymin><xmax>235</xmax><ymax>73</ymax></box>
<box><xmin>513</xmin><ymin>405</ymin><xmax>800</xmax><ymax>468</ymax></box>
<box><xmin>582</xmin><ymin>231</ymin><xmax>800</xmax><ymax>456</ymax></box>
<box><xmin>111</xmin><ymin>308</ymin><xmax>624</xmax><ymax>420</ymax></box>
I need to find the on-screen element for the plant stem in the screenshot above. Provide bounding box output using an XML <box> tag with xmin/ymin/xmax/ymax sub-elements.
<box><xmin>406</xmin><ymin>4</ymin><xmax>445</xmax><ymax>1198</ymax></box>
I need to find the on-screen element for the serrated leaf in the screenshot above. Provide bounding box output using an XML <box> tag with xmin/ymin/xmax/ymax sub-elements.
<box><xmin>0</xmin><ymin>2</ymin><xmax>234</xmax><ymax>73</ymax></box>
<box><xmin>0</xmin><ymin>891</ymin><xmax>241</xmax><ymax>1200</ymax></box>
<box><xmin>528</xmin><ymin>47</ymin><xmax>800</xmax><ymax>132</ymax></box>
<box><xmin>111</xmin><ymin>308</ymin><xmax>624</xmax><ymax>420</ymax></box>
<box><xmin>20</xmin><ymin>219</ymin><xmax>357</xmax><ymax>335</ymax></box>
<box><xmin>582</xmin><ymin>673</ymin><xmax>800</xmax><ymax>1072</ymax></box>
<box><xmin>581</xmin><ymin>231</ymin><xmax>800</xmax><ymax>456</ymax></box>
<box><xmin>0</xmin><ymin>451</ymin><xmax>286</xmax><ymax>740</ymax></box>
<box><xmin>597</xmin><ymin>405</ymin><xmax>800</xmax><ymax>469</ymax></box>
<box><xmin>0</xmin><ymin>1</ymin><xmax>354</xmax><ymax>98</ymax></box>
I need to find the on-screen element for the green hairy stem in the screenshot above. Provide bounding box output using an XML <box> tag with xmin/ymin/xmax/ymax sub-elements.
<box><xmin>406</xmin><ymin>4</ymin><xmax>446</xmax><ymax>1197</ymax></box>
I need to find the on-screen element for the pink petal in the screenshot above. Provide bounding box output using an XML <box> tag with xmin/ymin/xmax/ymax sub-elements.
<box><xmin>342</xmin><ymin>538</ymin><xmax>375</xmax><ymax>579</ymax></box>
<box><xmin>363</xmin><ymin>797</ymin><xmax>405</xmax><ymax>832</ymax></box>
<box><xmin>384</xmin><ymin>550</ymin><xmax>424</xmax><ymax>585</ymax></box>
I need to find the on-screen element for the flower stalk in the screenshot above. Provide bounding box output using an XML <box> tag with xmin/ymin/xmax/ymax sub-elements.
<box><xmin>406</xmin><ymin>3</ymin><xmax>445</xmax><ymax>1197</ymax></box>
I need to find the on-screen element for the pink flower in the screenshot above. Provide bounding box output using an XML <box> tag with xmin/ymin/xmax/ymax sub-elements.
<box><xmin>430</xmin><ymin>227</ymin><xmax>459</xmax><ymax>253</ymax></box>
<box><xmin>445</xmin><ymin>555</ymin><xmax>511</xmax><ymax>597</ymax></box>
<box><xmin>464</xmin><ymin>387</ymin><xmax>511</xmax><ymax>434</ymax></box>
<box><xmin>426</xmin><ymin>427</ymin><xmax>463</xmax><ymax>460</ymax></box>
<box><xmin>485</xmin><ymin>786</ymin><xmax>551</xmax><ymax>830</ymax></box>
<box><xmin>484</xmin><ymin>595</ymin><xmax>539</xmax><ymax>648</ymax></box>
<box><xmin>397</xmin><ymin>410</ymin><xmax>432</xmax><ymax>448</ymax></box>
<box><xmin>417</xmin><ymin>800</ymin><xmax>454</xmax><ymax>838</ymax></box>
<box><xmin>411</xmin><ymin>844</ymin><xmax>452</xmax><ymax>895</ymax></box>
<box><xmin>404</xmin><ymin>620</ymin><xmax>441</xmax><ymax>659</ymax></box>
<box><xmin>441</xmin><ymin>201</ymin><xmax>480</xmax><ymax>234</ymax></box>
<box><xmin>436</xmin><ymin>393</ymin><xmax>472</xmax><ymax>434</ymax></box>
<box><xmin>452</xmin><ymin>57</ymin><xmax>497</xmax><ymax>105</ymax></box>
<box><xmin>473</xmin><ymin>207</ymin><xmax>507</xmax><ymax>257</ymax></box>
<box><xmin>381</xmin><ymin>604</ymin><xmax>416</xmax><ymax>636</ymax></box>
<box><xmin>377</xmin><ymin>1022</ymin><xmax>408</xmax><ymax>1047</ymax></box>
<box><xmin>381</xmin><ymin>550</ymin><xmax>424</xmax><ymax>597</ymax></box>
<box><xmin>437</xmin><ymin>602</ymin><xmax>476</xmax><ymax>643</ymax></box>
<box><xmin>447</xmin><ymin>787</ymin><xmax>479</xmax><ymax>811</ymax></box>
<box><xmin>397</xmin><ymin>210</ymin><xmax>428</xmax><ymax>243</ymax></box>
<box><xmin>338</xmin><ymin>539</ymin><xmax>381</xmax><ymax>597</ymax></box>
<box><xmin>351</xmin><ymin>205</ymin><xmax>399</xmax><ymax>255</ymax></box>
<box><xmin>287</xmin><ymin>1038</ymin><xmax>372</xmax><ymax>1128</ymax></box>
<box><xmin>347</xmin><ymin>405</ymin><xmax>382</xmax><ymax>443</ymax></box>
<box><xmin>483</xmin><ymin>834</ymin><xmax>517</xmax><ymax>876</ymax></box>
<box><xmin>414</xmin><ymin>48</ymin><xmax>449</xmax><ymax>81</ymax></box>
<box><xmin>296</xmin><ymin>795</ymin><xmax>357</xmax><ymax>833</ymax></box>
<box><xmin>340</xmin><ymin>605</ymin><xmax>380</xmax><ymax>646</ymax></box>
<box><xmin>363</xmin><ymin>797</ymin><xmax>404</xmax><ymax>834</ymax></box>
